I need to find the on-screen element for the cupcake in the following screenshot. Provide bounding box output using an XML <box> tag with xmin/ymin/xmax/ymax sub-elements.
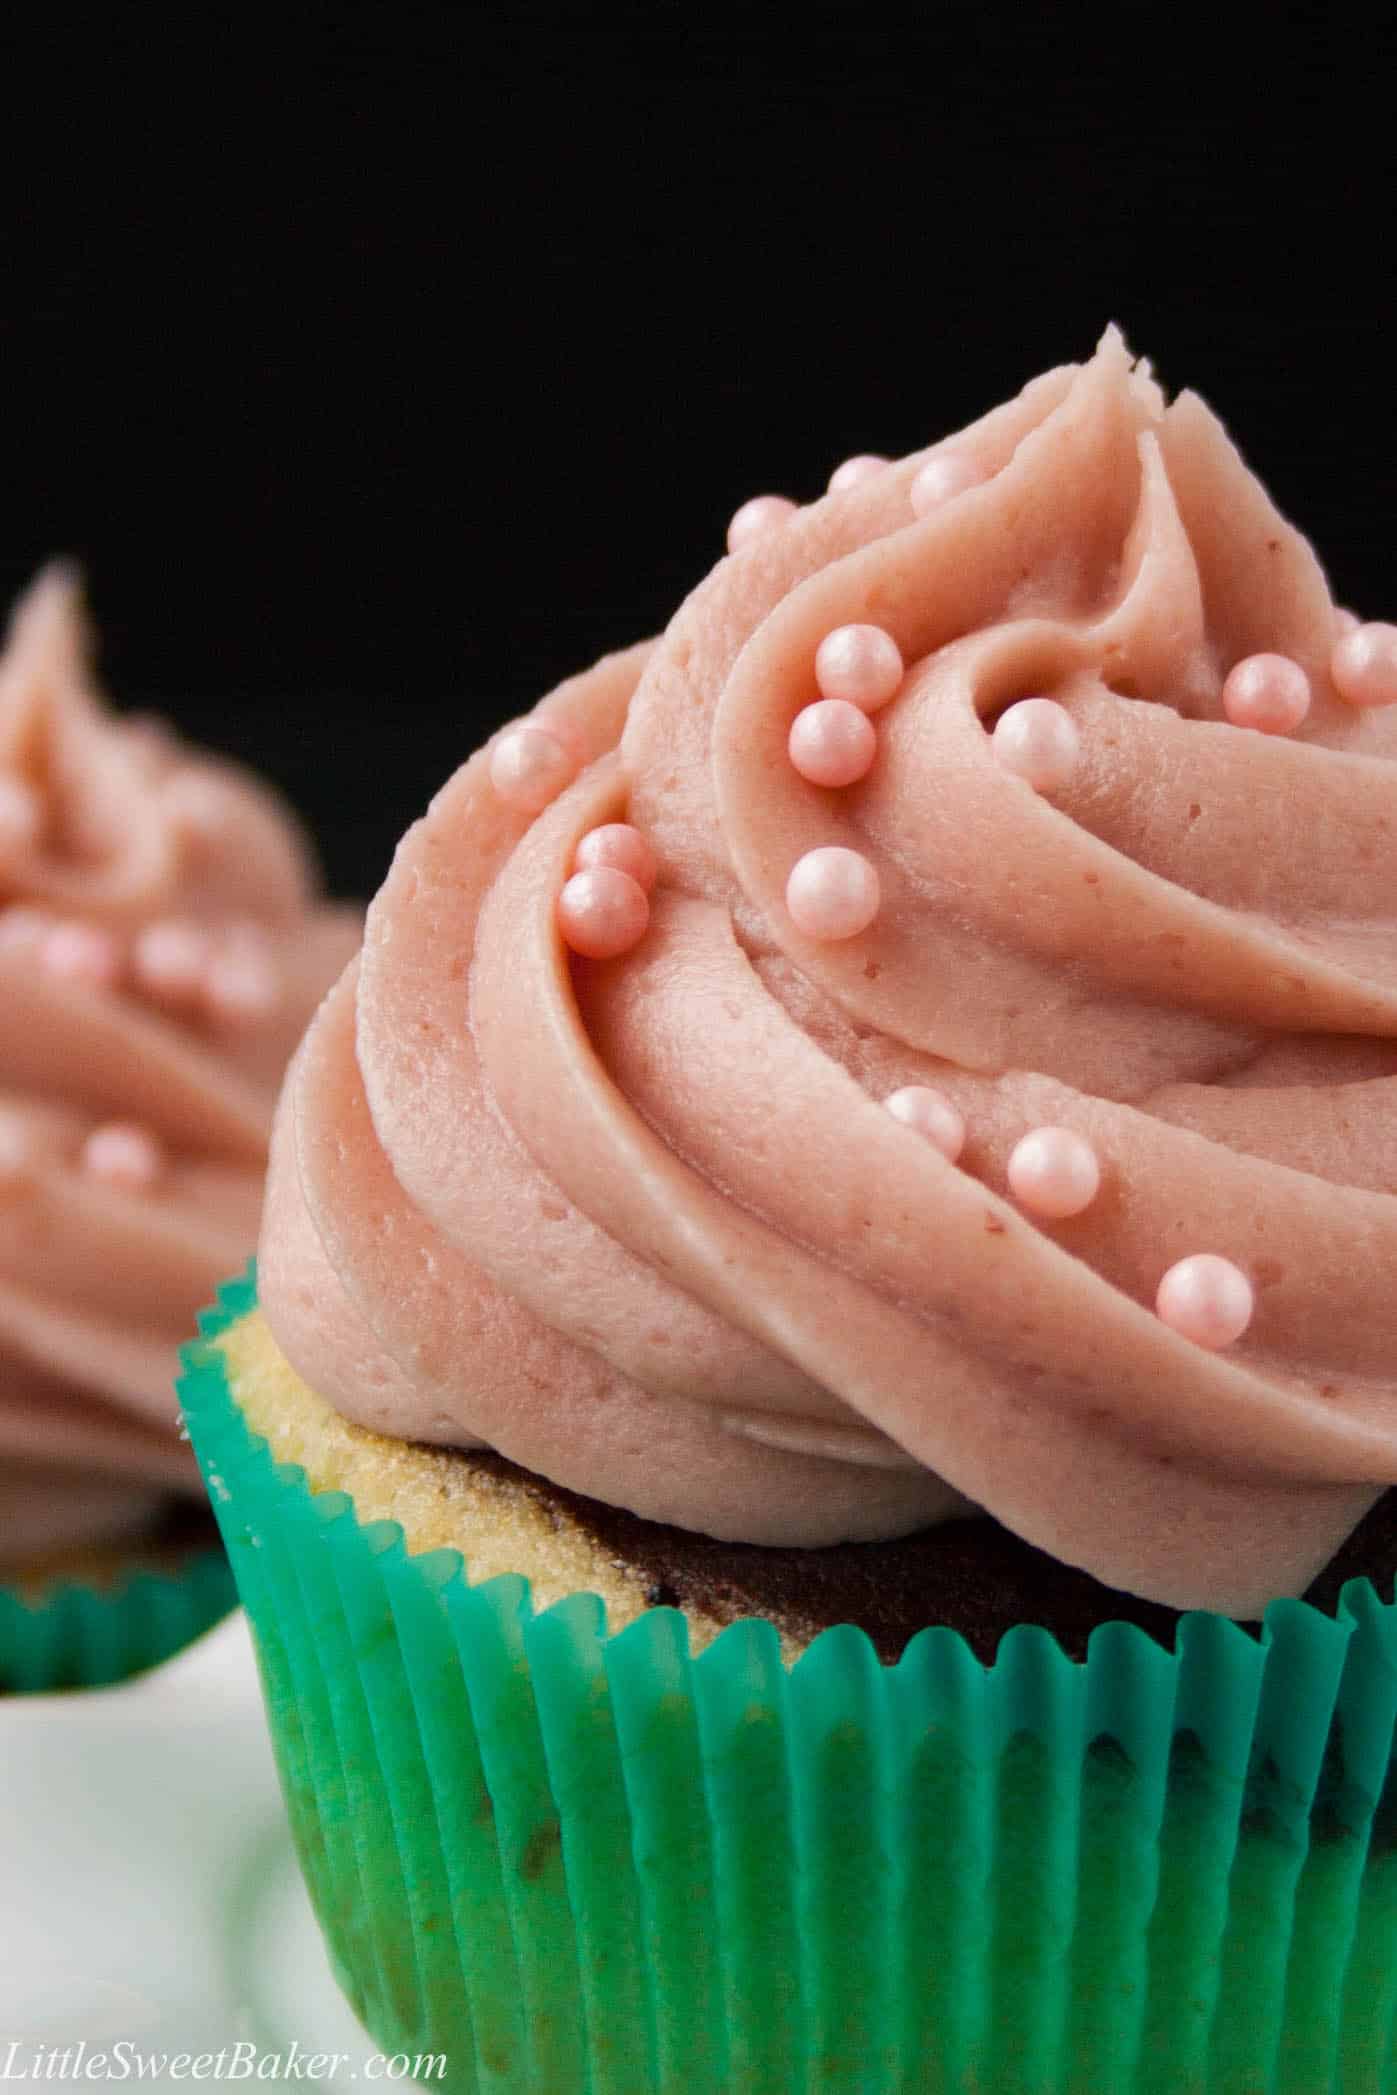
<box><xmin>183</xmin><ymin>330</ymin><xmax>1397</xmax><ymax>2089</ymax></box>
<box><xmin>0</xmin><ymin>565</ymin><xmax>360</xmax><ymax>1689</ymax></box>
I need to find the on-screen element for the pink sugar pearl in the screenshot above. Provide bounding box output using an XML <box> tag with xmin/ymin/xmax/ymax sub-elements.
<box><xmin>574</xmin><ymin>823</ymin><xmax>658</xmax><ymax>892</ymax></box>
<box><xmin>489</xmin><ymin>725</ymin><xmax>577</xmax><ymax>812</ymax></box>
<box><xmin>134</xmin><ymin>920</ymin><xmax>210</xmax><ymax>1000</ymax></box>
<box><xmin>884</xmin><ymin>1085</ymin><xmax>965</xmax><ymax>1162</ymax></box>
<box><xmin>726</xmin><ymin>494</ymin><xmax>798</xmax><ymax>553</ymax></box>
<box><xmin>828</xmin><ymin>454</ymin><xmax>890</xmax><ymax>493</ymax></box>
<box><xmin>82</xmin><ymin>1122</ymin><xmax>164</xmax><ymax>1192</ymax></box>
<box><xmin>909</xmin><ymin>451</ymin><xmax>983</xmax><ymax>517</ymax></box>
<box><xmin>1156</xmin><ymin>1254</ymin><xmax>1254</xmax><ymax>1350</ymax></box>
<box><xmin>814</xmin><ymin>625</ymin><xmax>904</xmax><ymax>713</ymax></box>
<box><xmin>558</xmin><ymin>866</ymin><xmax>650</xmax><ymax>959</ymax></box>
<box><xmin>1331</xmin><ymin>621</ymin><xmax>1397</xmax><ymax>708</ymax></box>
<box><xmin>1221</xmin><ymin>653</ymin><xmax>1311</xmax><ymax>734</ymax></box>
<box><xmin>40</xmin><ymin>922</ymin><xmax>121</xmax><ymax>991</ymax></box>
<box><xmin>0</xmin><ymin>777</ymin><xmax>40</xmax><ymax>855</ymax></box>
<box><xmin>1008</xmin><ymin>1126</ymin><xmax>1101</xmax><ymax>1219</ymax></box>
<box><xmin>992</xmin><ymin>698</ymin><xmax>1080</xmax><ymax>793</ymax></box>
<box><xmin>788</xmin><ymin>700</ymin><xmax>877</xmax><ymax>788</ymax></box>
<box><xmin>786</xmin><ymin>846</ymin><xmax>880</xmax><ymax>941</ymax></box>
<box><xmin>1335</xmin><ymin>608</ymin><xmax>1361</xmax><ymax>638</ymax></box>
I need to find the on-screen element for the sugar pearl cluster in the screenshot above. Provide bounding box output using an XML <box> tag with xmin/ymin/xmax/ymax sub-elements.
<box><xmin>0</xmin><ymin>1109</ymin><xmax>166</xmax><ymax>1199</ymax></box>
<box><xmin>779</xmin><ymin>647</ymin><xmax>1083</xmax><ymax>944</ymax></box>
<box><xmin>884</xmin><ymin>1088</ymin><xmax>1255</xmax><ymax>1351</ymax></box>
<box><xmin>0</xmin><ymin>905</ymin><xmax>282</xmax><ymax>1026</ymax></box>
<box><xmin>486</xmin><ymin>465</ymin><xmax>1397</xmax><ymax>1363</ymax></box>
<box><xmin>784</xmin><ymin>623</ymin><xmax>905</xmax><ymax>941</ymax></box>
<box><xmin>558</xmin><ymin>824</ymin><xmax>656</xmax><ymax>959</ymax></box>
<box><xmin>722</xmin><ymin>440</ymin><xmax>990</xmax><ymax>555</ymax></box>
<box><xmin>722</xmin><ymin>467</ymin><xmax>1397</xmax><ymax>961</ymax></box>
<box><xmin>988</xmin><ymin>627</ymin><xmax>1397</xmax><ymax>809</ymax></box>
<box><xmin>485</xmin><ymin>722</ymin><xmax>659</xmax><ymax>962</ymax></box>
<box><xmin>723</xmin><ymin>443</ymin><xmax>1397</xmax><ymax>731</ymax></box>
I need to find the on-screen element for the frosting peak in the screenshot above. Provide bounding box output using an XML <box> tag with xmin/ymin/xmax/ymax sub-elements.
<box><xmin>262</xmin><ymin>334</ymin><xmax>1397</xmax><ymax>1615</ymax></box>
<box><xmin>0</xmin><ymin>567</ymin><xmax>360</xmax><ymax>1566</ymax></box>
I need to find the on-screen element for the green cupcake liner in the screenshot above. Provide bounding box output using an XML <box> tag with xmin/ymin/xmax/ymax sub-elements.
<box><xmin>0</xmin><ymin>1542</ymin><xmax>235</xmax><ymax>1693</ymax></box>
<box><xmin>182</xmin><ymin>1269</ymin><xmax>1397</xmax><ymax>2093</ymax></box>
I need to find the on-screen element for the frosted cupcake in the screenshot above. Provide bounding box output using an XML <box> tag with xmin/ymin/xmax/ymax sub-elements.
<box><xmin>184</xmin><ymin>332</ymin><xmax>1397</xmax><ymax>2089</ymax></box>
<box><xmin>0</xmin><ymin>566</ymin><xmax>359</xmax><ymax>1688</ymax></box>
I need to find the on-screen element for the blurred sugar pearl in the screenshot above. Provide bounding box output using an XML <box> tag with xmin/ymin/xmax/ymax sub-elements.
<box><xmin>727</xmin><ymin>494</ymin><xmax>798</xmax><ymax>553</ymax></box>
<box><xmin>135</xmin><ymin>920</ymin><xmax>210</xmax><ymax>1000</ymax></box>
<box><xmin>1008</xmin><ymin>1126</ymin><xmax>1101</xmax><ymax>1218</ymax></box>
<box><xmin>786</xmin><ymin>846</ymin><xmax>880</xmax><ymax>941</ymax></box>
<box><xmin>884</xmin><ymin>1085</ymin><xmax>965</xmax><ymax>1162</ymax></box>
<box><xmin>788</xmin><ymin>700</ymin><xmax>877</xmax><ymax>787</ymax></box>
<box><xmin>909</xmin><ymin>451</ymin><xmax>983</xmax><ymax>517</ymax></box>
<box><xmin>992</xmin><ymin>699</ymin><xmax>1080</xmax><ymax>792</ymax></box>
<box><xmin>1221</xmin><ymin>653</ymin><xmax>1311</xmax><ymax>734</ymax></box>
<box><xmin>489</xmin><ymin>725</ymin><xmax>576</xmax><ymax>812</ymax></box>
<box><xmin>1331</xmin><ymin>621</ymin><xmax>1397</xmax><ymax>708</ymax></box>
<box><xmin>0</xmin><ymin>777</ymin><xmax>40</xmax><ymax>856</ymax></box>
<box><xmin>82</xmin><ymin>1122</ymin><xmax>164</xmax><ymax>1192</ymax></box>
<box><xmin>558</xmin><ymin>866</ymin><xmax>650</xmax><ymax>959</ymax></box>
<box><xmin>574</xmin><ymin>824</ymin><xmax>658</xmax><ymax>892</ymax></box>
<box><xmin>1156</xmin><ymin>1254</ymin><xmax>1254</xmax><ymax>1350</ymax></box>
<box><xmin>814</xmin><ymin>625</ymin><xmax>904</xmax><ymax>712</ymax></box>
<box><xmin>40</xmin><ymin>922</ymin><xmax>121</xmax><ymax>990</ymax></box>
<box><xmin>1335</xmin><ymin>608</ymin><xmax>1361</xmax><ymax>638</ymax></box>
<box><xmin>828</xmin><ymin>454</ymin><xmax>890</xmax><ymax>493</ymax></box>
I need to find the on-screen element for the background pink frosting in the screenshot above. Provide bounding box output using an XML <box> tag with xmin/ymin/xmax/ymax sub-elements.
<box><xmin>262</xmin><ymin>332</ymin><xmax>1397</xmax><ymax>1615</ymax></box>
<box><xmin>0</xmin><ymin>567</ymin><xmax>360</xmax><ymax>1567</ymax></box>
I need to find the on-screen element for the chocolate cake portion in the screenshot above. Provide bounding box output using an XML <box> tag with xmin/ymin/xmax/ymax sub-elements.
<box><xmin>11</xmin><ymin>1498</ymin><xmax>224</xmax><ymax>1596</ymax></box>
<box><xmin>461</xmin><ymin>1448</ymin><xmax>1397</xmax><ymax>1666</ymax></box>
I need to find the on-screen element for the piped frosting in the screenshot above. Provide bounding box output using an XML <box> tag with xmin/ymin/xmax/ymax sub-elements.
<box><xmin>0</xmin><ymin>566</ymin><xmax>360</xmax><ymax>1566</ymax></box>
<box><xmin>261</xmin><ymin>331</ymin><xmax>1397</xmax><ymax>1614</ymax></box>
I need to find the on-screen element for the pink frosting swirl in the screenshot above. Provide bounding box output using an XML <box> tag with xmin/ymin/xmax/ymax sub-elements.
<box><xmin>0</xmin><ymin>567</ymin><xmax>360</xmax><ymax>1566</ymax></box>
<box><xmin>262</xmin><ymin>331</ymin><xmax>1397</xmax><ymax>1615</ymax></box>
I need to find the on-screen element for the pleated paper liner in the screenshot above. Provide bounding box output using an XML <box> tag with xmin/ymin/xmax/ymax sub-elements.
<box><xmin>0</xmin><ymin>1544</ymin><xmax>235</xmax><ymax>1693</ymax></box>
<box><xmin>181</xmin><ymin>1271</ymin><xmax>1397</xmax><ymax>2094</ymax></box>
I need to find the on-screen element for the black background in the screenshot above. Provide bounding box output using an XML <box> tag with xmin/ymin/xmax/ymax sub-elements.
<box><xmin>0</xmin><ymin>7</ymin><xmax>1392</xmax><ymax>903</ymax></box>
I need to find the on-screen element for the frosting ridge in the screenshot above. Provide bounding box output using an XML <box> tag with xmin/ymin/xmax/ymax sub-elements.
<box><xmin>261</xmin><ymin>332</ymin><xmax>1397</xmax><ymax>1613</ymax></box>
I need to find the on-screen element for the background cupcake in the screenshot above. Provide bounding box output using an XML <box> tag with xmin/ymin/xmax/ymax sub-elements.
<box><xmin>0</xmin><ymin>564</ymin><xmax>360</xmax><ymax>1690</ymax></box>
<box><xmin>185</xmin><ymin>335</ymin><xmax>1397</xmax><ymax>2088</ymax></box>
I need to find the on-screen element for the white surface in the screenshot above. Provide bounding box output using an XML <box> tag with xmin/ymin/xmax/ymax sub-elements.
<box><xmin>0</xmin><ymin>1612</ymin><xmax>374</xmax><ymax>2077</ymax></box>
